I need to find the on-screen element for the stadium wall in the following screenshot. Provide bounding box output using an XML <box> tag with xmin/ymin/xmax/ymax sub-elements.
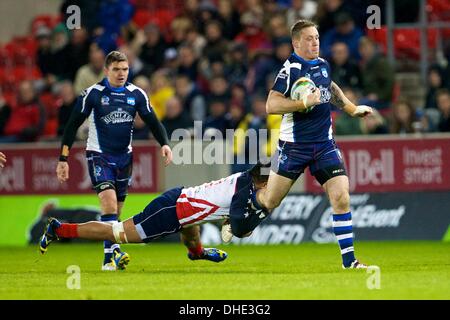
<box><xmin>0</xmin><ymin>0</ymin><xmax>61</xmax><ymax>43</ymax></box>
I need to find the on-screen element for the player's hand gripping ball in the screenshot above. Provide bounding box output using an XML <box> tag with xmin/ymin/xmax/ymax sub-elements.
<box><xmin>290</xmin><ymin>77</ymin><xmax>318</xmax><ymax>113</ymax></box>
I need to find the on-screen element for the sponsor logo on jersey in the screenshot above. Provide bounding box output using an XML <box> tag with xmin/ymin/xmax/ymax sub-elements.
<box><xmin>321</xmin><ymin>67</ymin><xmax>328</xmax><ymax>78</ymax></box>
<box><xmin>275</xmin><ymin>68</ymin><xmax>288</xmax><ymax>81</ymax></box>
<box><xmin>101</xmin><ymin>108</ymin><xmax>134</xmax><ymax>124</ymax></box>
<box><xmin>101</xmin><ymin>95</ymin><xmax>110</xmax><ymax>106</ymax></box>
<box><xmin>111</xmin><ymin>92</ymin><xmax>125</xmax><ymax>96</ymax></box>
<box><xmin>127</xmin><ymin>97</ymin><xmax>136</xmax><ymax>106</ymax></box>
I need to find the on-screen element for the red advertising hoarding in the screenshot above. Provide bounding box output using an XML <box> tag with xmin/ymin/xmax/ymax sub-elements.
<box><xmin>0</xmin><ymin>143</ymin><xmax>160</xmax><ymax>195</ymax></box>
<box><xmin>305</xmin><ymin>136</ymin><xmax>450</xmax><ymax>193</ymax></box>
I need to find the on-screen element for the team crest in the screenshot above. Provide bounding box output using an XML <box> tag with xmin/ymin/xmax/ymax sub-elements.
<box><xmin>321</xmin><ymin>68</ymin><xmax>328</xmax><ymax>78</ymax></box>
<box><xmin>127</xmin><ymin>97</ymin><xmax>135</xmax><ymax>106</ymax></box>
<box><xmin>101</xmin><ymin>95</ymin><xmax>109</xmax><ymax>106</ymax></box>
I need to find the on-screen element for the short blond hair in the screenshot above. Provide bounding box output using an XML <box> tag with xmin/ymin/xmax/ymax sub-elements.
<box><xmin>291</xmin><ymin>20</ymin><xmax>318</xmax><ymax>39</ymax></box>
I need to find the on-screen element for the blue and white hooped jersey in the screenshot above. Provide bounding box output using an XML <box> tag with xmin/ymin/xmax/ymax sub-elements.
<box><xmin>75</xmin><ymin>78</ymin><xmax>153</xmax><ymax>154</ymax></box>
<box><xmin>272</xmin><ymin>53</ymin><xmax>333</xmax><ymax>143</ymax></box>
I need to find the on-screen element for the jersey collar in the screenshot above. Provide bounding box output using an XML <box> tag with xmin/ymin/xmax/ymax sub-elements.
<box><xmin>292</xmin><ymin>52</ymin><xmax>320</xmax><ymax>65</ymax></box>
<box><xmin>103</xmin><ymin>78</ymin><xmax>126</xmax><ymax>93</ymax></box>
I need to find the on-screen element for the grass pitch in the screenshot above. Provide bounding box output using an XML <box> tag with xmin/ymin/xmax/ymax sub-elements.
<box><xmin>0</xmin><ymin>241</ymin><xmax>448</xmax><ymax>300</ymax></box>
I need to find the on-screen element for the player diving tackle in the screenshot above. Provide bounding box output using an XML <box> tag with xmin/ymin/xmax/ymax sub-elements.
<box><xmin>39</xmin><ymin>162</ymin><xmax>270</xmax><ymax>269</ymax></box>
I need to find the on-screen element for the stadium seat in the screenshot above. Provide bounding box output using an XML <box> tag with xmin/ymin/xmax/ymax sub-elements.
<box><xmin>367</xmin><ymin>26</ymin><xmax>439</xmax><ymax>60</ymax></box>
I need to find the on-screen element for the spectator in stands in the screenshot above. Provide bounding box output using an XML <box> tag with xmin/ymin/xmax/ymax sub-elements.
<box><xmin>360</xmin><ymin>109</ymin><xmax>389</xmax><ymax>135</ymax></box>
<box><xmin>148</xmin><ymin>71</ymin><xmax>176</xmax><ymax>121</ymax></box>
<box><xmin>206</xmin><ymin>76</ymin><xmax>230</xmax><ymax>106</ymax></box>
<box><xmin>55</xmin><ymin>81</ymin><xmax>77</xmax><ymax>137</ymax></box>
<box><xmin>358</xmin><ymin>37</ymin><xmax>395</xmax><ymax>110</ymax></box>
<box><xmin>174</xmin><ymin>74</ymin><xmax>206</xmax><ymax>122</ymax></box>
<box><xmin>204</xmin><ymin>99</ymin><xmax>232</xmax><ymax>136</ymax></box>
<box><xmin>195</xmin><ymin>1</ymin><xmax>221</xmax><ymax>35</ymax></box>
<box><xmin>249</xmin><ymin>35</ymin><xmax>291</xmax><ymax>96</ymax></box>
<box><xmin>217</xmin><ymin>0</ymin><xmax>242</xmax><ymax>40</ymax></box>
<box><xmin>177</xmin><ymin>44</ymin><xmax>199</xmax><ymax>82</ymax></box>
<box><xmin>321</xmin><ymin>12</ymin><xmax>364</xmax><ymax>62</ymax></box>
<box><xmin>389</xmin><ymin>100</ymin><xmax>417</xmax><ymax>134</ymax></box>
<box><xmin>225</xmin><ymin>42</ymin><xmax>249</xmax><ymax>86</ymax></box>
<box><xmin>169</xmin><ymin>16</ymin><xmax>193</xmax><ymax>49</ymax></box>
<box><xmin>95</xmin><ymin>0</ymin><xmax>133</xmax><ymax>53</ymax></box>
<box><xmin>315</xmin><ymin>0</ymin><xmax>366</xmax><ymax>35</ymax></box>
<box><xmin>161</xmin><ymin>48</ymin><xmax>179</xmax><ymax>78</ymax></box>
<box><xmin>0</xmin><ymin>88</ymin><xmax>12</xmax><ymax>136</ymax></box>
<box><xmin>228</xmin><ymin>102</ymin><xmax>245</xmax><ymax>130</ymax></box>
<box><xmin>162</xmin><ymin>96</ymin><xmax>193</xmax><ymax>137</ymax></box>
<box><xmin>437</xmin><ymin>89</ymin><xmax>450</xmax><ymax>132</ymax></box>
<box><xmin>267</xmin><ymin>13</ymin><xmax>290</xmax><ymax>45</ymax></box>
<box><xmin>62</xmin><ymin>27</ymin><xmax>91</xmax><ymax>81</ymax></box>
<box><xmin>234</xmin><ymin>11</ymin><xmax>272</xmax><ymax>60</ymax></box>
<box><xmin>0</xmin><ymin>81</ymin><xmax>45</xmax><ymax>142</ymax></box>
<box><xmin>286</xmin><ymin>0</ymin><xmax>318</xmax><ymax>26</ymax></box>
<box><xmin>73</xmin><ymin>43</ymin><xmax>105</xmax><ymax>94</ymax></box>
<box><xmin>425</xmin><ymin>65</ymin><xmax>448</xmax><ymax>110</ymax></box>
<box><xmin>185</xmin><ymin>26</ymin><xmax>207</xmax><ymax>59</ymax></box>
<box><xmin>230</xmin><ymin>83</ymin><xmax>251</xmax><ymax>114</ymax></box>
<box><xmin>203</xmin><ymin>20</ymin><xmax>229</xmax><ymax>63</ymax></box>
<box><xmin>315</xmin><ymin>0</ymin><xmax>347</xmax><ymax>35</ymax></box>
<box><xmin>134</xmin><ymin>24</ymin><xmax>168</xmax><ymax>74</ymax></box>
<box><xmin>36</xmin><ymin>25</ymin><xmax>57</xmax><ymax>87</ymax></box>
<box><xmin>330</xmin><ymin>42</ymin><xmax>362</xmax><ymax>89</ymax></box>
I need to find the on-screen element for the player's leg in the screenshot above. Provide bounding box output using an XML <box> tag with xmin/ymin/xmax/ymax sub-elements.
<box><xmin>111</xmin><ymin>153</ymin><xmax>133</xmax><ymax>258</ymax></box>
<box><xmin>255</xmin><ymin>141</ymin><xmax>306</xmax><ymax>210</ymax></box>
<box><xmin>311</xmin><ymin>140</ymin><xmax>368</xmax><ymax>269</ymax></box>
<box><xmin>181</xmin><ymin>225</ymin><xmax>227</xmax><ymax>263</ymax></box>
<box><xmin>39</xmin><ymin>218</ymin><xmax>142</xmax><ymax>251</ymax></box>
<box><xmin>256</xmin><ymin>171</ymin><xmax>295</xmax><ymax>210</ymax></box>
<box><xmin>87</xmin><ymin>151</ymin><xmax>123</xmax><ymax>269</ymax></box>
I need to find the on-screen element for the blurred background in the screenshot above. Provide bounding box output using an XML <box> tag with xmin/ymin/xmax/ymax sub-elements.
<box><xmin>0</xmin><ymin>0</ymin><xmax>449</xmax><ymax>246</ymax></box>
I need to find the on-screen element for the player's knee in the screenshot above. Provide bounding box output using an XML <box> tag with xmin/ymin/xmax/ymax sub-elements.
<box><xmin>329</xmin><ymin>189</ymin><xmax>350</xmax><ymax>210</ymax></box>
<box><xmin>264</xmin><ymin>196</ymin><xmax>282</xmax><ymax>210</ymax></box>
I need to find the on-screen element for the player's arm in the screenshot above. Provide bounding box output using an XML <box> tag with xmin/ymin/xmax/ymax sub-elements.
<box><xmin>139</xmin><ymin>111</ymin><xmax>170</xmax><ymax>147</ymax></box>
<box><xmin>137</xmin><ymin>94</ymin><xmax>173</xmax><ymax>166</ymax></box>
<box><xmin>266</xmin><ymin>89</ymin><xmax>320</xmax><ymax>115</ymax></box>
<box><xmin>56</xmin><ymin>95</ymin><xmax>90</xmax><ymax>182</ymax></box>
<box><xmin>229</xmin><ymin>176</ymin><xmax>268</xmax><ymax>238</ymax></box>
<box><xmin>330</xmin><ymin>81</ymin><xmax>373</xmax><ymax>117</ymax></box>
<box><xmin>59</xmin><ymin>111</ymin><xmax>88</xmax><ymax>161</ymax></box>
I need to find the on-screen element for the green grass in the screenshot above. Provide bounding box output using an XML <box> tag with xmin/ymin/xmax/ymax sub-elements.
<box><xmin>0</xmin><ymin>241</ymin><xmax>448</xmax><ymax>300</ymax></box>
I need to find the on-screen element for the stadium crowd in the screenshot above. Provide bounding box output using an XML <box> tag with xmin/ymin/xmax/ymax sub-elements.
<box><xmin>0</xmin><ymin>0</ymin><xmax>449</xmax><ymax>148</ymax></box>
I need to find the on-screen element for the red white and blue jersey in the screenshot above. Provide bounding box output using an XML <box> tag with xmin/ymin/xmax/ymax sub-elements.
<box><xmin>74</xmin><ymin>78</ymin><xmax>153</xmax><ymax>154</ymax></box>
<box><xmin>272</xmin><ymin>53</ymin><xmax>333</xmax><ymax>143</ymax></box>
<box><xmin>176</xmin><ymin>173</ymin><xmax>242</xmax><ymax>227</ymax></box>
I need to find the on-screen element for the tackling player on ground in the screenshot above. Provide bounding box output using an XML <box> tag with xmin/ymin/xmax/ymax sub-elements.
<box><xmin>56</xmin><ymin>51</ymin><xmax>173</xmax><ymax>271</ymax></box>
<box><xmin>40</xmin><ymin>163</ymin><xmax>270</xmax><ymax>267</ymax></box>
<box><xmin>255</xmin><ymin>20</ymin><xmax>373</xmax><ymax>269</ymax></box>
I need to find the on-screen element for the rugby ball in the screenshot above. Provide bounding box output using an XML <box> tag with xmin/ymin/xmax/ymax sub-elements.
<box><xmin>290</xmin><ymin>77</ymin><xmax>317</xmax><ymax>113</ymax></box>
